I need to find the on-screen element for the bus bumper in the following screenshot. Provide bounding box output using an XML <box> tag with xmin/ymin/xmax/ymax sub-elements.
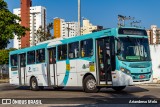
<box><xmin>132</xmin><ymin>75</ymin><xmax>153</xmax><ymax>85</ymax></box>
<box><xmin>112</xmin><ymin>70</ymin><xmax>153</xmax><ymax>86</ymax></box>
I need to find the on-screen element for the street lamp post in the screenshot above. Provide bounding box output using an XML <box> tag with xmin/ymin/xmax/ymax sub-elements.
<box><xmin>78</xmin><ymin>0</ymin><xmax>81</xmax><ymax>35</ymax></box>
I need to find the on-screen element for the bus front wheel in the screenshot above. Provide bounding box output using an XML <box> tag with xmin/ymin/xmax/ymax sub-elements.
<box><xmin>83</xmin><ymin>75</ymin><xmax>99</xmax><ymax>93</ymax></box>
<box><xmin>112</xmin><ymin>86</ymin><xmax>126</xmax><ymax>91</ymax></box>
<box><xmin>30</xmin><ymin>77</ymin><xmax>39</xmax><ymax>91</ymax></box>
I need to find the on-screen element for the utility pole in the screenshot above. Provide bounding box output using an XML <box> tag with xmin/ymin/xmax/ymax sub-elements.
<box><xmin>78</xmin><ymin>0</ymin><xmax>81</xmax><ymax>35</ymax></box>
<box><xmin>66</xmin><ymin>22</ymin><xmax>74</xmax><ymax>38</ymax></box>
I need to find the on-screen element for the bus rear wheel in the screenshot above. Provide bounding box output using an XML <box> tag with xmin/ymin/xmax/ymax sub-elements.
<box><xmin>112</xmin><ymin>86</ymin><xmax>126</xmax><ymax>91</ymax></box>
<box><xmin>83</xmin><ymin>75</ymin><xmax>99</xmax><ymax>93</ymax></box>
<box><xmin>30</xmin><ymin>77</ymin><xmax>39</xmax><ymax>91</ymax></box>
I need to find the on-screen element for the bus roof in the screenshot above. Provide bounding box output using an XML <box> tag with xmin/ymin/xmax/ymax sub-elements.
<box><xmin>10</xmin><ymin>27</ymin><xmax>146</xmax><ymax>55</ymax></box>
<box><xmin>10</xmin><ymin>43</ymin><xmax>48</xmax><ymax>55</ymax></box>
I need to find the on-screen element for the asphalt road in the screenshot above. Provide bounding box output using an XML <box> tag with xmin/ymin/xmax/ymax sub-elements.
<box><xmin>0</xmin><ymin>83</ymin><xmax>160</xmax><ymax>107</ymax></box>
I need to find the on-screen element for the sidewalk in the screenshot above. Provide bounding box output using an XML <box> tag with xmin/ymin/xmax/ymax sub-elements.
<box><xmin>136</xmin><ymin>82</ymin><xmax>160</xmax><ymax>87</ymax></box>
<box><xmin>0</xmin><ymin>79</ymin><xmax>9</xmax><ymax>83</ymax></box>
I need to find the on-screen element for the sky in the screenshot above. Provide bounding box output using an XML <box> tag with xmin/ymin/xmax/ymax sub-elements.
<box><xmin>4</xmin><ymin>0</ymin><xmax>160</xmax><ymax>29</ymax></box>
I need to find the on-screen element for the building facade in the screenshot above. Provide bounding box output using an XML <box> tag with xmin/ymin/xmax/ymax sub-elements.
<box><xmin>147</xmin><ymin>25</ymin><xmax>160</xmax><ymax>44</ymax></box>
<box><xmin>20</xmin><ymin>0</ymin><xmax>31</xmax><ymax>48</ymax></box>
<box><xmin>54</xmin><ymin>18</ymin><xmax>79</xmax><ymax>38</ymax></box>
<box><xmin>13</xmin><ymin>6</ymin><xmax>46</xmax><ymax>49</ymax></box>
<box><xmin>81</xmin><ymin>19</ymin><xmax>98</xmax><ymax>35</ymax></box>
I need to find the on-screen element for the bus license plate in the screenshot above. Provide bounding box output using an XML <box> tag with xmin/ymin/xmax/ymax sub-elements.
<box><xmin>139</xmin><ymin>75</ymin><xmax>145</xmax><ymax>79</ymax></box>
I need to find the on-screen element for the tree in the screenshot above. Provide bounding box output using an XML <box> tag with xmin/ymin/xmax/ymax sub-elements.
<box><xmin>35</xmin><ymin>26</ymin><xmax>47</xmax><ymax>42</ymax></box>
<box><xmin>0</xmin><ymin>48</ymin><xmax>16</xmax><ymax>65</ymax></box>
<box><xmin>46</xmin><ymin>22</ymin><xmax>53</xmax><ymax>39</ymax></box>
<box><xmin>0</xmin><ymin>0</ymin><xmax>29</xmax><ymax>49</ymax></box>
<box><xmin>35</xmin><ymin>23</ymin><xmax>53</xmax><ymax>42</ymax></box>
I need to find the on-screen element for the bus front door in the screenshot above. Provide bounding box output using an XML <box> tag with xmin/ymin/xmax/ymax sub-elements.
<box><xmin>19</xmin><ymin>53</ymin><xmax>26</xmax><ymax>86</ymax></box>
<box><xmin>48</xmin><ymin>48</ymin><xmax>57</xmax><ymax>86</ymax></box>
<box><xmin>96</xmin><ymin>37</ymin><xmax>115</xmax><ymax>85</ymax></box>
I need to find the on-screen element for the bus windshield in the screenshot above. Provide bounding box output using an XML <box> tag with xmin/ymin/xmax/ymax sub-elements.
<box><xmin>118</xmin><ymin>37</ymin><xmax>151</xmax><ymax>62</ymax></box>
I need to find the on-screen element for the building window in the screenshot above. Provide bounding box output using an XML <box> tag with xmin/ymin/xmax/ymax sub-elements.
<box><xmin>58</xmin><ymin>44</ymin><xmax>67</xmax><ymax>60</ymax></box>
<box><xmin>27</xmin><ymin>51</ymin><xmax>35</xmax><ymax>64</ymax></box>
<box><xmin>68</xmin><ymin>42</ymin><xmax>79</xmax><ymax>59</ymax></box>
<box><xmin>36</xmin><ymin>49</ymin><xmax>45</xmax><ymax>63</ymax></box>
<box><xmin>81</xmin><ymin>39</ymin><xmax>93</xmax><ymax>57</ymax></box>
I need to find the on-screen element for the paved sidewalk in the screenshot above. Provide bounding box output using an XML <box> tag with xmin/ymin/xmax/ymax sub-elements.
<box><xmin>136</xmin><ymin>83</ymin><xmax>160</xmax><ymax>87</ymax></box>
<box><xmin>0</xmin><ymin>79</ymin><xmax>9</xmax><ymax>84</ymax></box>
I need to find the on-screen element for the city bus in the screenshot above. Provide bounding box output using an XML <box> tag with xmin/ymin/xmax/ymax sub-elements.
<box><xmin>9</xmin><ymin>27</ymin><xmax>152</xmax><ymax>93</ymax></box>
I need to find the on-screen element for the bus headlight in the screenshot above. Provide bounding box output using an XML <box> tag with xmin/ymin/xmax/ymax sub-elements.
<box><xmin>120</xmin><ymin>67</ymin><xmax>131</xmax><ymax>75</ymax></box>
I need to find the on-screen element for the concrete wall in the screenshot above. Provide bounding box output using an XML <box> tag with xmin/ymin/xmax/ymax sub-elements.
<box><xmin>150</xmin><ymin>45</ymin><xmax>160</xmax><ymax>83</ymax></box>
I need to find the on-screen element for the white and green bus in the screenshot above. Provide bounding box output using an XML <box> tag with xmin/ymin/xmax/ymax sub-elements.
<box><xmin>9</xmin><ymin>27</ymin><xmax>152</xmax><ymax>93</ymax></box>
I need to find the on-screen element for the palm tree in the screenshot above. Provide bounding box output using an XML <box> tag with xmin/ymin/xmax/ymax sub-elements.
<box><xmin>46</xmin><ymin>22</ymin><xmax>53</xmax><ymax>39</ymax></box>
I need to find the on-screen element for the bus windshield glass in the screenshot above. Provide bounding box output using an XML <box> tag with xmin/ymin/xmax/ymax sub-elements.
<box><xmin>118</xmin><ymin>28</ymin><xmax>147</xmax><ymax>36</ymax></box>
<box><xmin>118</xmin><ymin>37</ymin><xmax>151</xmax><ymax>62</ymax></box>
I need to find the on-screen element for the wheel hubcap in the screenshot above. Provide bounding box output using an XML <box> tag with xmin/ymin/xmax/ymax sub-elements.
<box><xmin>87</xmin><ymin>79</ymin><xmax>96</xmax><ymax>90</ymax></box>
<box><xmin>32</xmin><ymin>81</ymin><xmax>36</xmax><ymax>88</ymax></box>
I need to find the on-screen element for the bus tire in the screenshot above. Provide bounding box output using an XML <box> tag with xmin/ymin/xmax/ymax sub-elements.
<box><xmin>112</xmin><ymin>86</ymin><xmax>126</xmax><ymax>91</ymax></box>
<box><xmin>30</xmin><ymin>77</ymin><xmax>39</xmax><ymax>91</ymax></box>
<box><xmin>83</xmin><ymin>75</ymin><xmax>99</xmax><ymax>93</ymax></box>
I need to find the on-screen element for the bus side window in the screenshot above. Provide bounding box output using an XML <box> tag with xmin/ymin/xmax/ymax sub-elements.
<box><xmin>58</xmin><ymin>44</ymin><xmax>67</xmax><ymax>60</ymax></box>
<box><xmin>36</xmin><ymin>49</ymin><xmax>45</xmax><ymax>63</ymax></box>
<box><xmin>27</xmin><ymin>51</ymin><xmax>35</xmax><ymax>64</ymax></box>
<box><xmin>11</xmin><ymin>55</ymin><xmax>17</xmax><ymax>66</ymax></box>
<box><xmin>81</xmin><ymin>39</ymin><xmax>93</xmax><ymax>57</ymax></box>
<box><xmin>10</xmin><ymin>54</ymin><xmax>18</xmax><ymax>71</ymax></box>
<box><xmin>68</xmin><ymin>41</ymin><xmax>79</xmax><ymax>59</ymax></box>
<box><xmin>20</xmin><ymin>54</ymin><xmax>26</xmax><ymax>67</ymax></box>
<box><xmin>49</xmin><ymin>49</ymin><xmax>56</xmax><ymax>64</ymax></box>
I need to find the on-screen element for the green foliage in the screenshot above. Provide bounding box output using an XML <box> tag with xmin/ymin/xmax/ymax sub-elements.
<box><xmin>0</xmin><ymin>48</ymin><xmax>16</xmax><ymax>64</ymax></box>
<box><xmin>35</xmin><ymin>23</ymin><xmax>53</xmax><ymax>42</ymax></box>
<box><xmin>0</xmin><ymin>0</ymin><xmax>29</xmax><ymax>49</ymax></box>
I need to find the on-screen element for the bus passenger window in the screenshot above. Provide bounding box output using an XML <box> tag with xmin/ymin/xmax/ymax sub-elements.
<box><xmin>11</xmin><ymin>54</ymin><xmax>17</xmax><ymax>66</ymax></box>
<box><xmin>20</xmin><ymin>54</ymin><xmax>26</xmax><ymax>67</ymax></box>
<box><xmin>27</xmin><ymin>51</ymin><xmax>35</xmax><ymax>64</ymax></box>
<box><xmin>58</xmin><ymin>44</ymin><xmax>67</xmax><ymax>60</ymax></box>
<box><xmin>49</xmin><ymin>48</ymin><xmax>56</xmax><ymax>64</ymax></box>
<box><xmin>68</xmin><ymin>42</ymin><xmax>79</xmax><ymax>59</ymax></box>
<box><xmin>81</xmin><ymin>39</ymin><xmax>93</xmax><ymax>57</ymax></box>
<box><xmin>49</xmin><ymin>51</ymin><xmax>53</xmax><ymax>64</ymax></box>
<box><xmin>36</xmin><ymin>49</ymin><xmax>45</xmax><ymax>63</ymax></box>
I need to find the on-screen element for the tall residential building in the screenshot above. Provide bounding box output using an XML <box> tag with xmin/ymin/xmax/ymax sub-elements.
<box><xmin>13</xmin><ymin>6</ymin><xmax>46</xmax><ymax>49</ymax></box>
<box><xmin>81</xmin><ymin>19</ymin><xmax>98</xmax><ymax>35</ymax></box>
<box><xmin>147</xmin><ymin>25</ymin><xmax>160</xmax><ymax>44</ymax></box>
<box><xmin>54</xmin><ymin>18</ymin><xmax>79</xmax><ymax>38</ymax></box>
